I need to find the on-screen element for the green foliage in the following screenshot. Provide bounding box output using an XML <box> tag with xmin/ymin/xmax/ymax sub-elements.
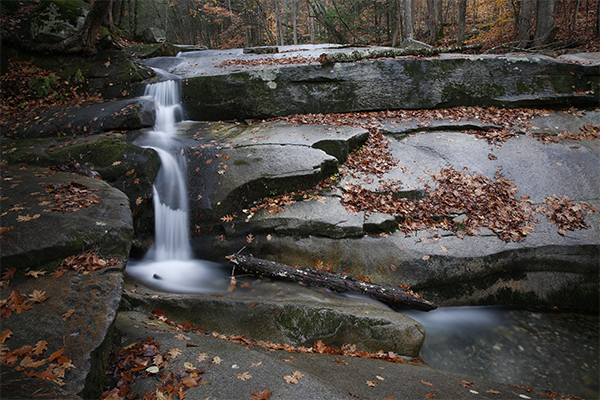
<box><xmin>28</xmin><ymin>74</ymin><xmax>58</xmax><ymax>98</ymax></box>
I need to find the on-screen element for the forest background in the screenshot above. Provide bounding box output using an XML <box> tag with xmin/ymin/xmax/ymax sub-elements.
<box><xmin>107</xmin><ymin>0</ymin><xmax>599</xmax><ymax>52</ymax></box>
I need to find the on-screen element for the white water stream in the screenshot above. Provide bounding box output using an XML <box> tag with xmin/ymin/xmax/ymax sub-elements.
<box><xmin>125</xmin><ymin>78</ymin><xmax>227</xmax><ymax>293</ymax></box>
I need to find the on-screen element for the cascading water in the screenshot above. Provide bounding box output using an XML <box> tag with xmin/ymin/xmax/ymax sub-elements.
<box><xmin>125</xmin><ymin>77</ymin><xmax>227</xmax><ymax>293</ymax></box>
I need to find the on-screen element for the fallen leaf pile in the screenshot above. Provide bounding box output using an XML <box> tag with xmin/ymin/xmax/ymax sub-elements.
<box><xmin>218</xmin><ymin>56</ymin><xmax>319</xmax><ymax>68</ymax></box>
<box><xmin>0</xmin><ymin>60</ymin><xmax>102</xmax><ymax>133</ymax></box>
<box><xmin>0</xmin><ymin>337</ymin><xmax>75</xmax><ymax>386</ymax></box>
<box><xmin>1</xmin><ymin>284</ymin><xmax>75</xmax><ymax>387</ymax></box>
<box><xmin>541</xmin><ymin>195</ymin><xmax>597</xmax><ymax>236</ymax></box>
<box><xmin>102</xmin><ymin>337</ymin><xmax>205</xmax><ymax>400</ymax></box>
<box><xmin>345</xmin><ymin>130</ymin><xmax>398</xmax><ymax>177</ymax></box>
<box><xmin>45</xmin><ymin>181</ymin><xmax>99</xmax><ymax>212</ymax></box>
<box><xmin>55</xmin><ymin>251</ymin><xmax>120</xmax><ymax>275</ymax></box>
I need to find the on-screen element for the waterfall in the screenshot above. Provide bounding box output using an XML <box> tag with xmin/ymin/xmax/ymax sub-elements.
<box><xmin>125</xmin><ymin>78</ymin><xmax>227</xmax><ymax>293</ymax></box>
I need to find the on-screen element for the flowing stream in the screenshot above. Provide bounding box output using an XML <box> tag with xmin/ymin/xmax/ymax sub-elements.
<box><xmin>125</xmin><ymin>77</ymin><xmax>228</xmax><ymax>293</ymax></box>
<box><xmin>405</xmin><ymin>307</ymin><xmax>599</xmax><ymax>398</ymax></box>
<box><xmin>125</xmin><ymin>74</ymin><xmax>598</xmax><ymax>399</ymax></box>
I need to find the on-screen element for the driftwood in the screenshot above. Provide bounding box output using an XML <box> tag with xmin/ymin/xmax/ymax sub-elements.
<box><xmin>318</xmin><ymin>44</ymin><xmax>483</xmax><ymax>64</ymax></box>
<box><xmin>227</xmin><ymin>254</ymin><xmax>437</xmax><ymax>311</ymax></box>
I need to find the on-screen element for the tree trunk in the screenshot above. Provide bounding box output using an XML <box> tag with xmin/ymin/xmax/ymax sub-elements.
<box><xmin>82</xmin><ymin>0</ymin><xmax>112</xmax><ymax>54</ymax></box>
<box><xmin>532</xmin><ymin>0</ymin><xmax>556</xmax><ymax>46</ymax></box>
<box><xmin>517</xmin><ymin>0</ymin><xmax>534</xmax><ymax>46</ymax></box>
<box><xmin>457</xmin><ymin>0</ymin><xmax>467</xmax><ymax>45</ymax></box>
<box><xmin>405</xmin><ymin>0</ymin><xmax>414</xmax><ymax>39</ymax></box>
<box><xmin>227</xmin><ymin>254</ymin><xmax>438</xmax><ymax>311</ymax></box>
<box><xmin>292</xmin><ymin>0</ymin><xmax>298</xmax><ymax>45</ymax></box>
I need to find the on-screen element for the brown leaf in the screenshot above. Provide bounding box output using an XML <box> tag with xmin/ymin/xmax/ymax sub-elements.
<box><xmin>25</xmin><ymin>270</ymin><xmax>46</xmax><ymax>278</ymax></box>
<box><xmin>366</xmin><ymin>380</ymin><xmax>377</xmax><ymax>387</ymax></box>
<box><xmin>48</xmin><ymin>347</ymin><xmax>64</xmax><ymax>363</ymax></box>
<box><xmin>32</xmin><ymin>340</ymin><xmax>48</xmax><ymax>355</ymax></box>
<box><xmin>196</xmin><ymin>353</ymin><xmax>209</xmax><ymax>363</ymax></box>
<box><xmin>29</xmin><ymin>290</ymin><xmax>47</xmax><ymax>303</ymax></box>
<box><xmin>235</xmin><ymin>371</ymin><xmax>252</xmax><ymax>381</ymax></box>
<box><xmin>62</xmin><ymin>309</ymin><xmax>75</xmax><ymax>320</ymax></box>
<box><xmin>249</xmin><ymin>387</ymin><xmax>272</xmax><ymax>400</ymax></box>
<box><xmin>0</xmin><ymin>330</ymin><xmax>12</xmax><ymax>344</ymax></box>
<box><xmin>421</xmin><ymin>380</ymin><xmax>434</xmax><ymax>386</ymax></box>
<box><xmin>168</xmin><ymin>348</ymin><xmax>182</xmax><ymax>358</ymax></box>
<box><xmin>182</xmin><ymin>374</ymin><xmax>201</xmax><ymax>387</ymax></box>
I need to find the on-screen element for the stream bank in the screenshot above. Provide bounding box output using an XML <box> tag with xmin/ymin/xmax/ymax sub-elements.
<box><xmin>1</xmin><ymin>45</ymin><xmax>598</xmax><ymax>399</ymax></box>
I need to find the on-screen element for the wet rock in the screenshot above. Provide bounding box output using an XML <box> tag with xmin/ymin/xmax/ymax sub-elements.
<box><xmin>183</xmin><ymin>121</ymin><xmax>367</xmax><ymax>217</ymax></box>
<box><xmin>169</xmin><ymin>51</ymin><xmax>598</xmax><ymax>120</ymax></box>
<box><xmin>1</xmin><ymin>133</ymin><xmax>160</xmax><ymax>247</ymax></box>
<box><xmin>190</xmin><ymin>111</ymin><xmax>599</xmax><ymax>310</ymax></box>
<box><xmin>121</xmin><ymin>279</ymin><xmax>425</xmax><ymax>356</ymax></box>
<box><xmin>1</xmin><ymin>165</ymin><xmax>133</xmax><ymax>271</ymax></box>
<box><xmin>7</xmin><ymin>98</ymin><xmax>156</xmax><ymax>139</ymax></box>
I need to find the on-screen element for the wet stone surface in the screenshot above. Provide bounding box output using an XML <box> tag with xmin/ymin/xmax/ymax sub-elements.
<box><xmin>407</xmin><ymin>307</ymin><xmax>600</xmax><ymax>399</ymax></box>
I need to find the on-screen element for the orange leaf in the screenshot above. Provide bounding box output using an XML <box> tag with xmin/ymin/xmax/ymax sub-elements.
<box><xmin>32</xmin><ymin>340</ymin><xmax>48</xmax><ymax>355</ymax></box>
<box><xmin>0</xmin><ymin>330</ymin><xmax>12</xmax><ymax>344</ymax></box>
<box><xmin>249</xmin><ymin>387</ymin><xmax>272</xmax><ymax>400</ymax></box>
<box><xmin>62</xmin><ymin>309</ymin><xmax>75</xmax><ymax>320</ymax></box>
<box><xmin>48</xmin><ymin>347</ymin><xmax>64</xmax><ymax>363</ymax></box>
<box><xmin>182</xmin><ymin>374</ymin><xmax>200</xmax><ymax>387</ymax></box>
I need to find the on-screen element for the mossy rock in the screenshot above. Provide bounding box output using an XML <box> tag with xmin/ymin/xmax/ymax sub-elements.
<box><xmin>29</xmin><ymin>0</ymin><xmax>91</xmax><ymax>45</ymax></box>
<box><xmin>1</xmin><ymin>133</ymin><xmax>160</xmax><ymax>244</ymax></box>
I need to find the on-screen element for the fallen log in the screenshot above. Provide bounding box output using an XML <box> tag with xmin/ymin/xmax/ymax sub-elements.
<box><xmin>318</xmin><ymin>44</ymin><xmax>482</xmax><ymax>64</ymax></box>
<box><xmin>226</xmin><ymin>253</ymin><xmax>437</xmax><ymax>311</ymax></box>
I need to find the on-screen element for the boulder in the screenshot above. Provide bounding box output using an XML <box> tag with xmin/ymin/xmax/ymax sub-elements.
<box><xmin>29</xmin><ymin>0</ymin><xmax>90</xmax><ymax>45</ymax></box>
<box><xmin>7</xmin><ymin>98</ymin><xmax>156</xmax><ymax>139</ymax></box>
<box><xmin>1</xmin><ymin>134</ymin><xmax>160</xmax><ymax>249</ymax></box>
<box><xmin>181</xmin><ymin>121</ymin><xmax>368</xmax><ymax>217</ymax></box>
<box><xmin>170</xmin><ymin>52</ymin><xmax>598</xmax><ymax>120</ymax></box>
<box><xmin>188</xmin><ymin>111</ymin><xmax>599</xmax><ymax>310</ymax></box>
<box><xmin>142</xmin><ymin>27</ymin><xmax>166</xmax><ymax>44</ymax></box>
<box><xmin>121</xmin><ymin>278</ymin><xmax>425</xmax><ymax>356</ymax></box>
<box><xmin>1</xmin><ymin>165</ymin><xmax>134</xmax><ymax>270</ymax></box>
<box><xmin>0</xmin><ymin>164</ymin><xmax>132</xmax><ymax>398</ymax></box>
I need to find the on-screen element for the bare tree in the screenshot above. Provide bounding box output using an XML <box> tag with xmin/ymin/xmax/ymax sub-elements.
<box><xmin>457</xmin><ymin>0</ymin><xmax>467</xmax><ymax>45</ymax></box>
<box><xmin>532</xmin><ymin>0</ymin><xmax>556</xmax><ymax>46</ymax></box>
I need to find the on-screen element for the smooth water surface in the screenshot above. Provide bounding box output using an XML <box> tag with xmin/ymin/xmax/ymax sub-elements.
<box><xmin>406</xmin><ymin>306</ymin><xmax>599</xmax><ymax>398</ymax></box>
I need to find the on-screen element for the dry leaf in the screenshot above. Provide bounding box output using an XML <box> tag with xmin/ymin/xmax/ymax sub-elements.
<box><xmin>182</xmin><ymin>374</ymin><xmax>200</xmax><ymax>387</ymax></box>
<box><xmin>422</xmin><ymin>255</ymin><xmax>430</xmax><ymax>261</ymax></box>
<box><xmin>246</xmin><ymin>233</ymin><xmax>254</xmax><ymax>243</ymax></box>
<box><xmin>366</xmin><ymin>380</ymin><xmax>377</xmax><ymax>387</ymax></box>
<box><xmin>25</xmin><ymin>270</ymin><xmax>46</xmax><ymax>278</ymax></box>
<box><xmin>0</xmin><ymin>330</ymin><xmax>12</xmax><ymax>344</ymax></box>
<box><xmin>284</xmin><ymin>370</ymin><xmax>305</xmax><ymax>384</ymax></box>
<box><xmin>48</xmin><ymin>347</ymin><xmax>64</xmax><ymax>363</ymax></box>
<box><xmin>62</xmin><ymin>309</ymin><xmax>75</xmax><ymax>321</ymax></box>
<box><xmin>168</xmin><ymin>348</ymin><xmax>182</xmax><ymax>358</ymax></box>
<box><xmin>184</xmin><ymin>362</ymin><xmax>195</xmax><ymax>370</ymax></box>
<box><xmin>250</xmin><ymin>361</ymin><xmax>263</xmax><ymax>367</ymax></box>
<box><xmin>197</xmin><ymin>353</ymin><xmax>209</xmax><ymax>363</ymax></box>
<box><xmin>211</xmin><ymin>355</ymin><xmax>222</xmax><ymax>365</ymax></box>
<box><xmin>249</xmin><ymin>387</ymin><xmax>272</xmax><ymax>400</ymax></box>
<box><xmin>421</xmin><ymin>380</ymin><xmax>434</xmax><ymax>386</ymax></box>
<box><xmin>235</xmin><ymin>371</ymin><xmax>252</xmax><ymax>381</ymax></box>
<box><xmin>29</xmin><ymin>290</ymin><xmax>47</xmax><ymax>302</ymax></box>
